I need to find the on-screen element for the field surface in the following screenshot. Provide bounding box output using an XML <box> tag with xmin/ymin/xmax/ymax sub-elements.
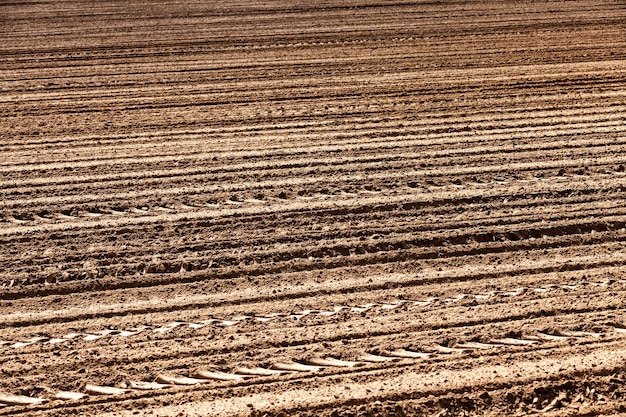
<box><xmin>2</xmin><ymin>0</ymin><xmax>626</xmax><ymax>415</ymax></box>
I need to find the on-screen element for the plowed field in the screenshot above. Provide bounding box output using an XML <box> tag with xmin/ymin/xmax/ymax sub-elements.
<box><xmin>2</xmin><ymin>0</ymin><xmax>626</xmax><ymax>416</ymax></box>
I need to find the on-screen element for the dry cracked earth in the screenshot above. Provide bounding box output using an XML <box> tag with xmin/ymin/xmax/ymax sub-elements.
<box><xmin>1</xmin><ymin>0</ymin><xmax>626</xmax><ymax>416</ymax></box>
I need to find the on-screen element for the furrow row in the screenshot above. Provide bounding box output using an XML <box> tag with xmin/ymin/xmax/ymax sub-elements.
<box><xmin>3</xmin><ymin>126</ymin><xmax>626</xmax><ymax>196</ymax></box>
<box><xmin>3</xmin><ymin>99</ymin><xmax>623</xmax><ymax>150</ymax></box>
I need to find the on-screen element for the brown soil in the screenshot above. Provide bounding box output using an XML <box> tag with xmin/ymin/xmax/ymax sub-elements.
<box><xmin>1</xmin><ymin>0</ymin><xmax>626</xmax><ymax>416</ymax></box>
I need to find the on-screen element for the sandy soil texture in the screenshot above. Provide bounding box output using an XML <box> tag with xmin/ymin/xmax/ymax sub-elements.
<box><xmin>1</xmin><ymin>0</ymin><xmax>626</xmax><ymax>415</ymax></box>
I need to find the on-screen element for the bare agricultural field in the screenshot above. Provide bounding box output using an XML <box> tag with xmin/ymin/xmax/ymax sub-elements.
<box><xmin>1</xmin><ymin>0</ymin><xmax>626</xmax><ymax>415</ymax></box>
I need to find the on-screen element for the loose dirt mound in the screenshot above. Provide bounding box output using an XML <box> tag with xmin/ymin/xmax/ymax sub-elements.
<box><xmin>1</xmin><ymin>0</ymin><xmax>626</xmax><ymax>415</ymax></box>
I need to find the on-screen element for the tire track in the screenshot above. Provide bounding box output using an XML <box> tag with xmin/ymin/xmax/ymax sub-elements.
<box><xmin>2</xmin><ymin>276</ymin><xmax>625</xmax><ymax>352</ymax></box>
